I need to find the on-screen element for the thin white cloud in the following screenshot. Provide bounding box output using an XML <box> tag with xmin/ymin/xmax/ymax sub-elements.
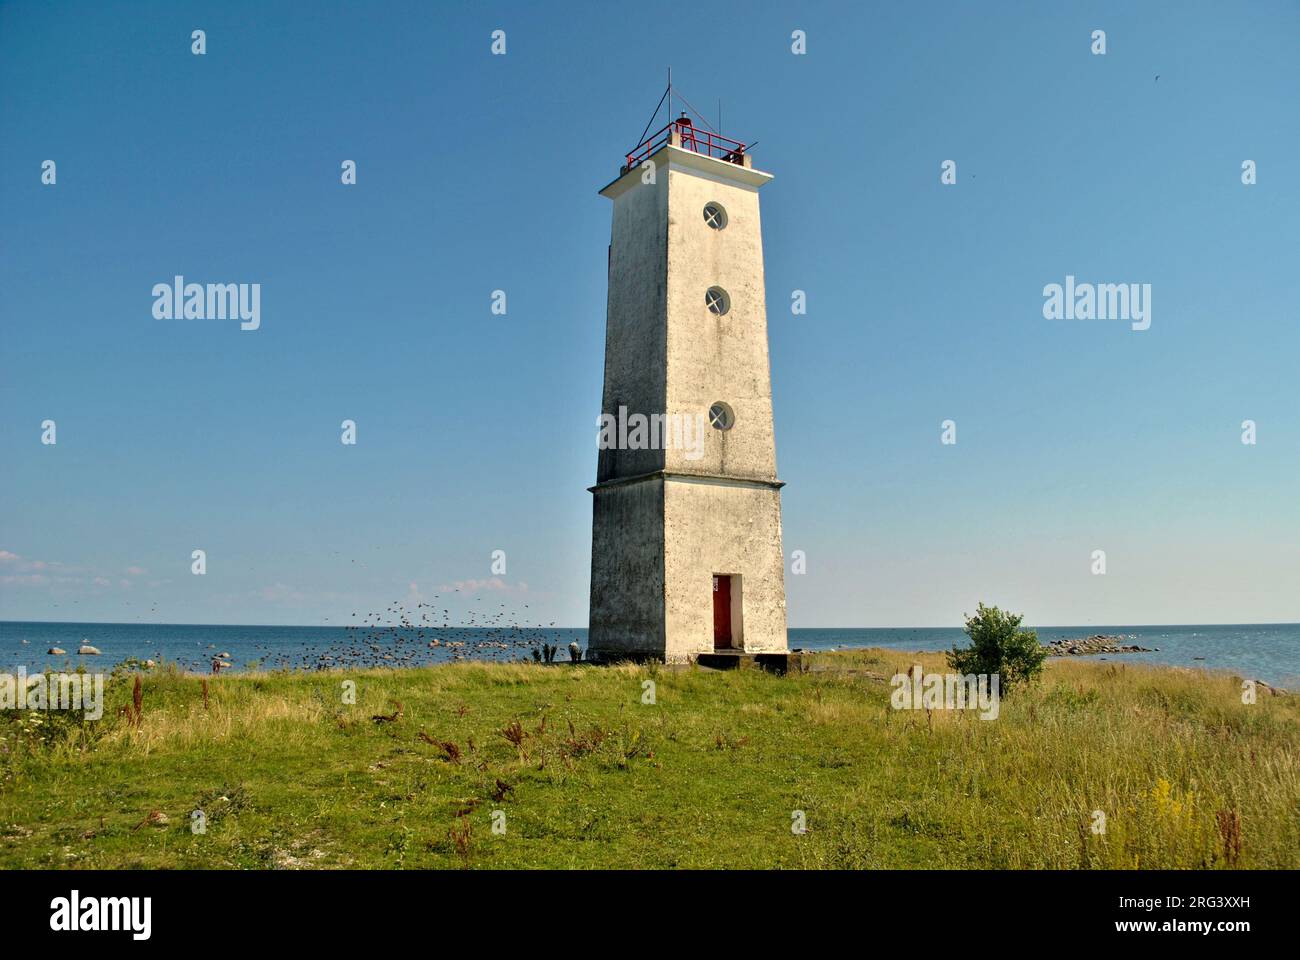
<box><xmin>437</xmin><ymin>577</ymin><xmax>528</xmax><ymax>594</ymax></box>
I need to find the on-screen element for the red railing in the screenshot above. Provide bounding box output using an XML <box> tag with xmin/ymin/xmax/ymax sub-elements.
<box><xmin>625</xmin><ymin>120</ymin><xmax>747</xmax><ymax>170</ymax></box>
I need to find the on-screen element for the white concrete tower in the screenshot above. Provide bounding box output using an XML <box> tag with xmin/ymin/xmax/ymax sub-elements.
<box><xmin>588</xmin><ymin>116</ymin><xmax>788</xmax><ymax>664</ymax></box>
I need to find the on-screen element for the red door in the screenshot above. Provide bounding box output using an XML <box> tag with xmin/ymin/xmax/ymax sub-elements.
<box><xmin>713</xmin><ymin>575</ymin><xmax>732</xmax><ymax>649</ymax></box>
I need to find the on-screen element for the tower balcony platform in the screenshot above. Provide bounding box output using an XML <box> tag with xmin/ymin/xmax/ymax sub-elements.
<box><xmin>622</xmin><ymin>117</ymin><xmax>752</xmax><ymax>176</ymax></box>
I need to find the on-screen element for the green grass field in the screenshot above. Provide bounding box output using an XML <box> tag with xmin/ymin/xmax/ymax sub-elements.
<box><xmin>2</xmin><ymin>650</ymin><xmax>1296</xmax><ymax>869</ymax></box>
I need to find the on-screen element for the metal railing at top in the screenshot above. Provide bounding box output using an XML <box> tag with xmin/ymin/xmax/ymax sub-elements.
<box><xmin>625</xmin><ymin>120</ymin><xmax>748</xmax><ymax>170</ymax></box>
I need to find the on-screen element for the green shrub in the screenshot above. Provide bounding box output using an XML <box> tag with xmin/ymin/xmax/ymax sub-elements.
<box><xmin>947</xmin><ymin>603</ymin><xmax>1046</xmax><ymax>692</ymax></box>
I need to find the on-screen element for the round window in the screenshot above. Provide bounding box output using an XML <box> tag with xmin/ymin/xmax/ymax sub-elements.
<box><xmin>703</xmin><ymin>202</ymin><xmax>728</xmax><ymax>229</ymax></box>
<box><xmin>709</xmin><ymin>402</ymin><xmax>735</xmax><ymax>431</ymax></box>
<box><xmin>705</xmin><ymin>286</ymin><xmax>730</xmax><ymax>316</ymax></box>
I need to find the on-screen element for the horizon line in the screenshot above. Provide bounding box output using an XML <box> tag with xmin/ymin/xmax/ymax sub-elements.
<box><xmin>3</xmin><ymin>618</ymin><xmax>1298</xmax><ymax>630</ymax></box>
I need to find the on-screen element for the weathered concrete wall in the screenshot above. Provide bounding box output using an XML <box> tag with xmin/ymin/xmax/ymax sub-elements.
<box><xmin>589</xmin><ymin>145</ymin><xmax>787</xmax><ymax>663</ymax></box>
<box><xmin>662</xmin><ymin>478</ymin><xmax>788</xmax><ymax>661</ymax></box>
<box><xmin>664</xmin><ymin>159</ymin><xmax>777</xmax><ymax>482</ymax></box>
<box><xmin>597</xmin><ymin>167</ymin><xmax>667</xmax><ymax>483</ymax></box>
<box><xmin>588</xmin><ymin>478</ymin><xmax>665</xmax><ymax>657</ymax></box>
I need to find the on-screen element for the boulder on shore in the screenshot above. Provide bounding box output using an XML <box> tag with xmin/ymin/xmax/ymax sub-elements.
<box><xmin>77</xmin><ymin>645</ymin><xmax>101</xmax><ymax>655</ymax></box>
<box><xmin>1043</xmin><ymin>635</ymin><xmax>1154</xmax><ymax>657</ymax></box>
<box><xmin>47</xmin><ymin>647</ymin><xmax>66</xmax><ymax>656</ymax></box>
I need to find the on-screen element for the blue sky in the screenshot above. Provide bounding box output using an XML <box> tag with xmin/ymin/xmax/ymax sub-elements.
<box><xmin>2</xmin><ymin>0</ymin><xmax>1297</xmax><ymax>628</ymax></box>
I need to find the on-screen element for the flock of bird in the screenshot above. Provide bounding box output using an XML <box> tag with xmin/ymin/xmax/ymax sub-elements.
<box><xmin>172</xmin><ymin>597</ymin><xmax>581</xmax><ymax>673</ymax></box>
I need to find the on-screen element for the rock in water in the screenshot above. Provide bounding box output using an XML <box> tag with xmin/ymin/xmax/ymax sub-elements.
<box><xmin>1043</xmin><ymin>636</ymin><xmax>1153</xmax><ymax>657</ymax></box>
<box><xmin>78</xmin><ymin>645</ymin><xmax>101</xmax><ymax>655</ymax></box>
<box><xmin>48</xmin><ymin>647</ymin><xmax>66</xmax><ymax>656</ymax></box>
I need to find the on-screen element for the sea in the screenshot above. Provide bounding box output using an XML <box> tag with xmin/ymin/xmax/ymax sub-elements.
<box><xmin>1</xmin><ymin>621</ymin><xmax>1297</xmax><ymax>688</ymax></box>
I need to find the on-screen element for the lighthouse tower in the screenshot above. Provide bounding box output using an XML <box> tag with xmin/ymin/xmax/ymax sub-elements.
<box><xmin>588</xmin><ymin>112</ymin><xmax>788</xmax><ymax>664</ymax></box>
